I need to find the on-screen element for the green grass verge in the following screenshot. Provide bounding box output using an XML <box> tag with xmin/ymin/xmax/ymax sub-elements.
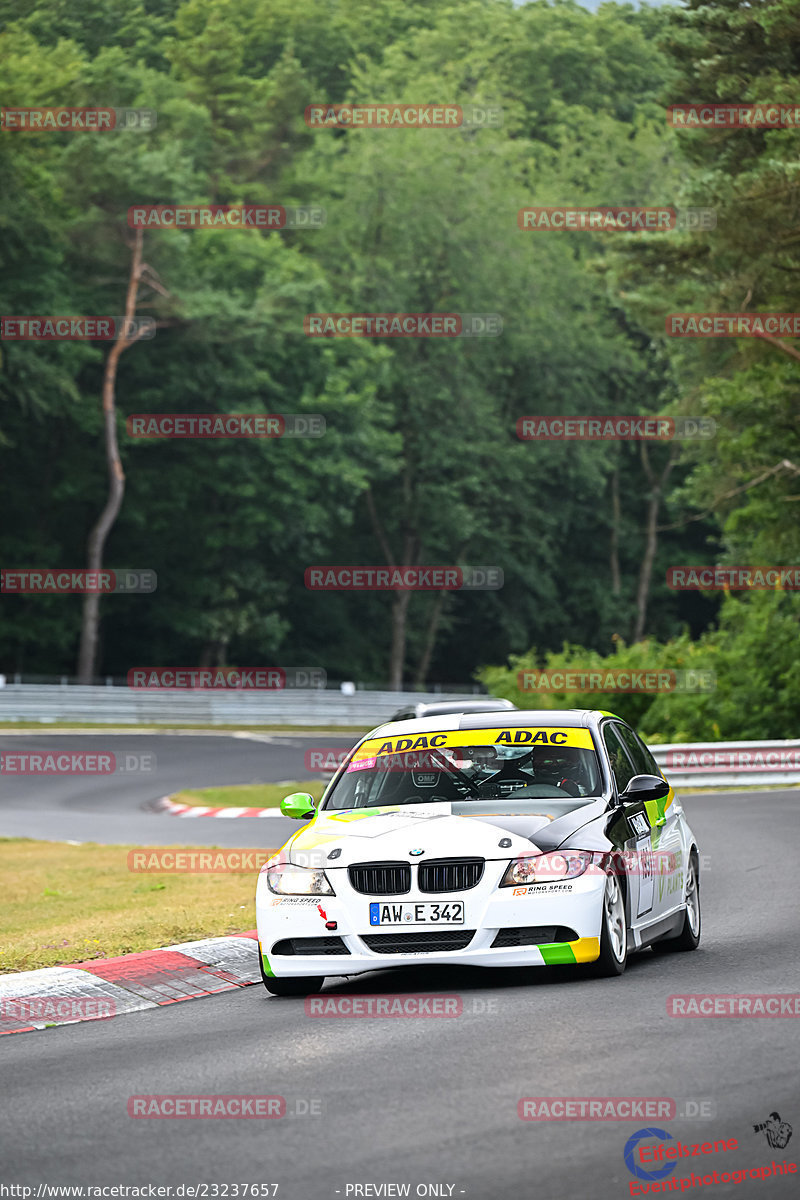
<box><xmin>173</xmin><ymin>780</ymin><xmax>328</xmax><ymax>809</ymax></box>
<box><xmin>0</xmin><ymin>837</ymin><xmax>278</xmax><ymax>974</ymax></box>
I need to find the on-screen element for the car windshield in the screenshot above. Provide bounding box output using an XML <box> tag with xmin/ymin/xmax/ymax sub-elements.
<box><xmin>323</xmin><ymin>727</ymin><xmax>603</xmax><ymax>812</ymax></box>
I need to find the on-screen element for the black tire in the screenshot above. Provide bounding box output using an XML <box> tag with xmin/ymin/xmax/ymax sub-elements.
<box><xmin>651</xmin><ymin>853</ymin><xmax>701</xmax><ymax>955</ymax></box>
<box><xmin>593</xmin><ymin>870</ymin><xmax>628</xmax><ymax>977</ymax></box>
<box><xmin>259</xmin><ymin>951</ymin><xmax>324</xmax><ymax>996</ymax></box>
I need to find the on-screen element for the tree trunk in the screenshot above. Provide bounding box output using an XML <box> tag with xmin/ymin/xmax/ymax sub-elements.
<box><xmin>414</xmin><ymin>589</ymin><xmax>449</xmax><ymax>687</ymax></box>
<box><xmin>610</xmin><ymin>466</ymin><xmax>621</xmax><ymax>595</ymax></box>
<box><xmin>77</xmin><ymin>229</ymin><xmax>145</xmax><ymax>682</ymax></box>
<box><xmin>633</xmin><ymin>444</ymin><xmax>677</xmax><ymax>643</ymax></box>
<box><xmin>389</xmin><ymin>590</ymin><xmax>412</xmax><ymax>690</ymax></box>
<box><xmin>365</xmin><ymin>485</ymin><xmax>421</xmax><ymax>690</ymax></box>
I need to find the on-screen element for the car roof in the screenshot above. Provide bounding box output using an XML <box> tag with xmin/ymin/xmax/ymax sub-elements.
<box><xmin>366</xmin><ymin>708</ymin><xmax>618</xmax><ymax>740</ymax></box>
<box><xmin>402</xmin><ymin>699</ymin><xmax>517</xmax><ymax>717</ymax></box>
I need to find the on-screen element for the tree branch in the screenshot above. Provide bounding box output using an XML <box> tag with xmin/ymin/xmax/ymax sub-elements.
<box><xmin>656</xmin><ymin>459</ymin><xmax>800</xmax><ymax>532</ymax></box>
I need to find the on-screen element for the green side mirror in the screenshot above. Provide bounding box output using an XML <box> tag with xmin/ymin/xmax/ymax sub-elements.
<box><xmin>280</xmin><ymin>792</ymin><xmax>317</xmax><ymax>820</ymax></box>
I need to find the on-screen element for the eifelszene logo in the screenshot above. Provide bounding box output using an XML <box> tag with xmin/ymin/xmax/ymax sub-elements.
<box><xmin>753</xmin><ymin>1112</ymin><xmax>792</xmax><ymax>1150</ymax></box>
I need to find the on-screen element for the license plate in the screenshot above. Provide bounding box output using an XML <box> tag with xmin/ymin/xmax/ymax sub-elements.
<box><xmin>369</xmin><ymin>901</ymin><xmax>464</xmax><ymax>926</ymax></box>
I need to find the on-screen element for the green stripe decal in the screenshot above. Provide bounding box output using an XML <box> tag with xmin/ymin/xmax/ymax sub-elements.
<box><xmin>260</xmin><ymin>947</ymin><xmax>275</xmax><ymax>977</ymax></box>
<box><xmin>539</xmin><ymin>942</ymin><xmax>578</xmax><ymax>965</ymax></box>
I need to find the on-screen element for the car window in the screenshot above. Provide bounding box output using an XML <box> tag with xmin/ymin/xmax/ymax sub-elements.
<box><xmin>324</xmin><ymin>733</ymin><xmax>603</xmax><ymax>811</ymax></box>
<box><xmin>636</xmin><ymin>733</ymin><xmax>663</xmax><ymax>778</ymax></box>
<box><xmin>615</xmin><ymin>723</ymin><xmax>658</xmax><ymax>778</ymax></box>
<box><xmin>602</xmin><ymin>723</ymin><xmax>637</xmax><ymax>793</ymax></box>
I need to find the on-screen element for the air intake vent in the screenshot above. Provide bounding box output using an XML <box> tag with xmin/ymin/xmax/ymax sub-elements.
<box><xmin>361</xmin><ymin>930</ymin><xmax>475</xmax><ymax>954</ymax></box>
<box><xmin>348</xmin><ymin>862</ymin><xmax>411</xmax><ymax>895</ymax></box>
<box><xmin>418</xmin><ymin>858</ymin><xmax>484</xmax><ymax>893</ymax></box>
<box><xmin>271</xmin><ymin>937</ymin><xmax>350</xmax><ymax>956</ymax></box>
<box><xmin>491</xmin><ymin>926</ymin><xmax>577</xmax><ymax>948</ymax></box>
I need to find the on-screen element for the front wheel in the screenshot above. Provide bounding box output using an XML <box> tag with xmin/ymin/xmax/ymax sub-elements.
<box><xmin>651</xmin><ymin>854</ymin><xmax>701</xmax><ymax>955</ymax></box>
<box><xmin>593</xmin><ymin>872</ymin><xmax>628</xmax><ymax>977</ymax></box>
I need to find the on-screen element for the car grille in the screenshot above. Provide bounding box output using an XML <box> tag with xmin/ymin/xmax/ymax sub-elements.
<box><xmin>271</xmin><ymin>936</ymin><xmax>350</xmax><ymax>956</ymax></box>
<box><xmin>348</xmin><ymin>862</ymin><xmax>411</xmax><ymax>895</ymax></box>
<box><xmin>491</xmin><ymin>926</ymin><xmax>577</xmax><ymax>948</ymax></box>
<box><xmin>361</xmin><ymin>930</ymin><xmax>475</xmax><ymax>954</ymax></box>
<box><xmin>418</xmin><ymin>857</ymin><xmax>484</xmax><ymax>893</ymax></box>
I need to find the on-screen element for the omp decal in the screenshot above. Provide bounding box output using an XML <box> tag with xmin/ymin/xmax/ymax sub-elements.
<box><xmin>352</xmin><ymin>727</ymin><xmax>594</xmax><ymax>761</ymax></box>
<box><xmin>539</xmin><ymin>937</ymin><xmax>600</xmax><ymax>965</ymax></box>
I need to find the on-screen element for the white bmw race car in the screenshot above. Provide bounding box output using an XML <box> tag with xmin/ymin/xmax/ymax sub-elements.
<box><xmin>255</xmin><ymin>709</ymin><xmax>701</xmax><ymax>995</ymax></box>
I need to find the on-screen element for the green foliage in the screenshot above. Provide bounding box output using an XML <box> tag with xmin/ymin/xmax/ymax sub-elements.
<box><xmin>480</xmin><ymin>590</ymin><xmax>800</xmax><ymax>742</ymax></box>
<box><xmin>0</xmin><ymin>0</ymin><xmax>797</xmax><ymax>715</ymax></box>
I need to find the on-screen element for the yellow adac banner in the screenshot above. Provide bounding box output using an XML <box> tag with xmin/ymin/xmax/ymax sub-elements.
<box><xmin>351</xmin><ymin>727</ymin><xmax>594</xmax><ymax>762</ymax></box>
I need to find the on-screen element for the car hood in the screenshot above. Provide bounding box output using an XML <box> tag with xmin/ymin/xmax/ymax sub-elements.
<box><xmin>285</xmin><ymin>803</ymin><xmax>560</xmax><ymax>869</ymax></box>
<box><xmin>510</xmin><ymin>797</ymin><xmax>611</xmax><ymax>852</ymax></box>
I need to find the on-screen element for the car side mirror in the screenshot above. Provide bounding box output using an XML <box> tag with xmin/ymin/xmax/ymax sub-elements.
<box><xmin>619</xmin><ymin>774</ymin><xmax>670</xmax><ymax>803</ymax></box>
<box><xmin>280</xmin><ymin>792</ymin><xmax>317</xmax><ymax>820</ymax></box>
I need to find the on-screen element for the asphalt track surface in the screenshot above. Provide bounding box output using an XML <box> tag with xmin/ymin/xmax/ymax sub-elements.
<box><xmin>2</xmin><ymin>733</ymin><xmax>799</xmax><ymax>1198</ymax></box>
<box><xmin>0</xmin><ymin>732</ymin><xmax>355</xmax><ymax>846</ymax></box>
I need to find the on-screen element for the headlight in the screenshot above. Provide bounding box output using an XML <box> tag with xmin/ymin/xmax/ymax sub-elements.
<box><xmin>500</xmin><ymin>851</ymin><xmax>596</xmax><ymax>887</ymax></box>
<box><xmin>266</xmin><ymin>864</ymin><xmax>335</xmax><ymax>896</ymax></box>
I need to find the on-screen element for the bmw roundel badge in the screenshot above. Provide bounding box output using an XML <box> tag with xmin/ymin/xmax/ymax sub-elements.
<box><xmin>409</xmin><ymin>848</ymin><xmax>424</xmax><ymax>856</ymax></box>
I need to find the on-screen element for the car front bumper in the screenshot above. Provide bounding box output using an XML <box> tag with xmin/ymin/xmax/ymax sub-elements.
<box><xmin>256</xmin><ymin>865</ymin><xmax>606</xmax><ymax>977</ymax></box>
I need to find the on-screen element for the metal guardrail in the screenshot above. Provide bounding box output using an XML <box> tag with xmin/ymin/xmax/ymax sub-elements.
<box><xmin>651</xmin><ymin>741</ymin><xmax>800</xmax><ymax>789</ymax></box>
<box><xmin>0</xmin><ymin>686</ymin><xmax>797</xmax><ymax>786</ymax></box>
<box><xmin>0</xmin><ymin>685</ymin><xmax>485</xmax><ymax>728</ymax></box>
